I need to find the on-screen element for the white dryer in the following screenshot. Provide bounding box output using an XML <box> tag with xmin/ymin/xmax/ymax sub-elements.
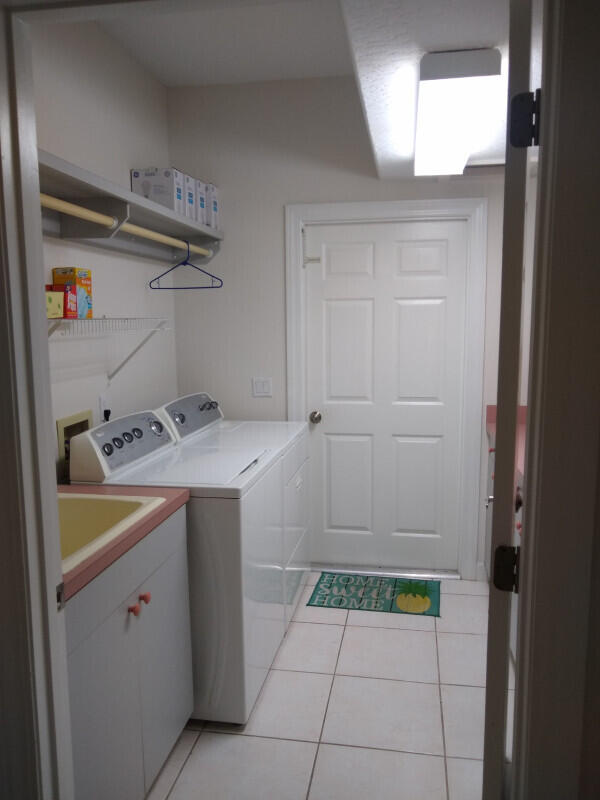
<box><xmin>69</xmin><ymin>393</ymin><xmax>309</xmax><ymax>724</ymax></box>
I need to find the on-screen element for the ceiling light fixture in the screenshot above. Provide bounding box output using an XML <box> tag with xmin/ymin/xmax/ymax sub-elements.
<box><xmin>414</xmin><ymin>48</ymin><xmax>503</xmax><ymax>177</ymax></box>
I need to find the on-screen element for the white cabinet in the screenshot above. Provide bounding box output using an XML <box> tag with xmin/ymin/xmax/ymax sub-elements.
<box><xmin>66</xmin><ymin>507</ymin><xmax>192</xmax><ymax>800</ymax></box>
<box><xmin>67</xmin><ymin>593</ymin><xmax>144</xmax><ymax>800</ymax></box>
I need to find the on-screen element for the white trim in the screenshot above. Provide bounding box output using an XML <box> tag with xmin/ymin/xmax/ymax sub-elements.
<box><xmin>0</xmin><ymin>13</ymin><xmax>75</xmax><ymax>799</ymax></box>
<box><xmin>285</xmin><ymin>198</ymin><xmax>487</xmax><ymax>578</ymax></box>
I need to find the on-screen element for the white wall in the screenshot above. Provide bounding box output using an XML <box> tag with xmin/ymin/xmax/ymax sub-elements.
<box><xmin>31</xmin><ymin>22</ymin><xmax>178</xmax><ymax>459</ymax></box>
<box><xmin>168</xmin><ymin>77</ymin><xmax>503</xmax><ymax>422</ymax></box>
<box><xmin>31</xmin><ymin>22</ymin><xmax>170</xmax><ymax>189</ymax></box>
<box><xmin>168</xmin><ymin>77</ymin><xmax>503</xmax><ymax>575</ymax></box>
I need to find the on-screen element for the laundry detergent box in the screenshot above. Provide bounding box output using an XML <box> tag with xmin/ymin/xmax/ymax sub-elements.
<box><xmin>130</xmin><ymin>167</ymin><xmax>185</xmax><ymax>215</ymax></box>
<box><xmin>184</xmin><ymin>174</ymin><xmax>197</xmax><ymax>220</ymax></box>
<box><xmin>52</xmin><ymin>267</ymin><xmax>92</xmax><ymax>319</ymax></box>
<box><xmin>206</xmin><ymin>183</ymin><xmax>220</xmax><ymax>230</ymax></box>
<box><xmin>195</xmin><ymin>180</ymin><xmax>207</xmax><ymax>225</ymax></box>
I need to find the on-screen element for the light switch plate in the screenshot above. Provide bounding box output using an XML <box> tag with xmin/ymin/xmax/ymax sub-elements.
<box><xmin>252</xmin><ymin>377</ymin><xmax>273</xmax><ymax>397</ymax></box>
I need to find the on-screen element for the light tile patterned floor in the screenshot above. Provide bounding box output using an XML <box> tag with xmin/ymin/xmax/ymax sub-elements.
<box><xmin>149</xmin><ymin>574</ymin><xmax>489</xmax><ymax>800</ymax></box>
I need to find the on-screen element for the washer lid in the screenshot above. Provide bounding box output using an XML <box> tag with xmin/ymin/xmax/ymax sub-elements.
<box><xmin>112</xmin><ymin>444</ymin><xmax>268</xmax><ymax>487</ymax></box>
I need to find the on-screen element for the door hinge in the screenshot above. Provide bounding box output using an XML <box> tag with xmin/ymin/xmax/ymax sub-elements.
<box><xmin>510</xmin><ymin>89</ymin><xmax>541</xmax><ymax>148</ymax></box>
<box><xmin>493</xmin><ymin>545</ymin><xmax>520</xmax><ymax>593</ymax></box>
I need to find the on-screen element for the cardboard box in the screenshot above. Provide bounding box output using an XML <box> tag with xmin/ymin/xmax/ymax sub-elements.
<box><xmin>53</xmin><ymin>284</ymin><xmax>77</xmax><ymax>319</ymax></box>
<box><xmin>52</xmin><ymin>267</ymin><xmax>92</xmax><ymax>319</ymax></box>
<box><xmin>45</xmin><ymin>289</ymin><xmax>64</xmax><ymax>319</ymax></box>
<box><xmin>206</xmin><ymin>183</ymin><xmax>220</xmax><ymax>230</ymax></box>
<box><xmin>195</xmin><ymin>180</ymin><xmax>207</xmax><ymax>226</ymax></box>
<box><xmin>130</xmin><ymin>167</ymin><xmax>185</xmax><ymax>215</ymax></box>
<box><xmin>184</xmin><ymin>174</ymin><xmax>197</xmax><ymax>220</ymax></box>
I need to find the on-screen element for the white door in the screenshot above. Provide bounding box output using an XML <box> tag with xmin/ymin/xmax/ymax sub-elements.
<box><xmin>305</xmin><ymin>217</ymin><xmax>477</xmax><ymax>570</ymax></box>
<box><xmin>483</xmin><ymin>0</ymin><xmax>543</xmax><ymax>796</ymax></box>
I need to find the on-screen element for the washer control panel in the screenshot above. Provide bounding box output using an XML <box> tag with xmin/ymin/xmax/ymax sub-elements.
<box><xmin>70</xmin><ymin>411</ymin><xmax>174</xmax><ymax>482</ymax></box>
<box><xmin>158</xmin><ymin>393</ymin><xmax>223</xmax><ymax>441</ymax></box>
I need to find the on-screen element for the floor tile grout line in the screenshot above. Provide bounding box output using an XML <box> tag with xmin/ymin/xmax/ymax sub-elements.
<box><xmin>271</xmin><ymin>664</ymin><xmax>487</xmax><ymax>690</ymax></box>
<box><xmin>435</xmin><ymin>619</ymin><xmax>451</xmax><ymax>800</ymax></box>
<box><xmin>195</xmin><ymin>725</ymin><xmax>482</xmax><ymax>766</ymax></box>
<box><xmin>163</xmin><ymin>729</ymin><xmax>201</xmax><ymax>800</ymax></box>
<box><xmin>203</xmin><ymin>726</ymin><xmax>449</xmax><ymax>759</ymax></box>
<box><xmin>304</xmin><ymin>596</ymin><xmax>348</xmax><ymax>799</ymax></box>
<box><xmin>303</xmin><ymin>620</ymin><xmax>487</xmax><ymax>636</ymax></box>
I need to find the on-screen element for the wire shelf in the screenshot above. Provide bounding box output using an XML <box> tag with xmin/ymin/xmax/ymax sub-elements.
<box><xmin>47</xmin><ymin>317</ymin><xmax>170</xmax><ymax>338</ymax></box>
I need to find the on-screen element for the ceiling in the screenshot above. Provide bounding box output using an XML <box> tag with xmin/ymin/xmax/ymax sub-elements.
<box><xmin>101</xmin><ymin>0</ymin><xmax>509</xmax><ymax>177</ymax></box>
<box><xmin>102</xmin><ymin>0</ymin><xmax>353</xmax><ymax>87</ymax></box>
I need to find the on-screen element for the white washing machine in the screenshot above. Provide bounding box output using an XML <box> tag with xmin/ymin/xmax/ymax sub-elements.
<box><xmin>69</xmin><ymin>393</ymin><xmax>309</xmax><ymax>723</ymax></box>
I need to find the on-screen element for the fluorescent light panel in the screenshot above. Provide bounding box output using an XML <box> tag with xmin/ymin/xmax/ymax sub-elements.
<box><xmin>414</xmin><ymin>49</ymin><xmax>502</xmax><ymax>177</ymax></box>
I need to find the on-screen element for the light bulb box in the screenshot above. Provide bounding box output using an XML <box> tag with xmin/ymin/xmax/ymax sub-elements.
<box><xmin>206</xmin><ymin>183</ymin><xmax>220</xmax><ymax>230</ymax></box>
<box><xmin>184</xmin><ymin>174</ymin><xmax>197</xmax><ymax>220</ymax></box>
<box><xmin>130</xmin><ymin>167</ymin><xmax>185</xmax><ymax>216</ymax></box>
<box><xmin>195</xmin><ymin>180</ymin><xmax>207</xmax><ymax>226</ymax></box>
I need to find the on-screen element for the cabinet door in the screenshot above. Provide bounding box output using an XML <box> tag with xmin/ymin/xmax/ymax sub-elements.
<box><xmin>68</xmin><ymin>599</ymin><xmax>144</xmax><ymax>800</ymax></box>
<box><xmin>138</xmin><ymin>542</ymin><xmax>193</xmax><ymax>790</ymax></box>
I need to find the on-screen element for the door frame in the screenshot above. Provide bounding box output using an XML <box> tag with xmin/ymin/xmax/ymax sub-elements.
<box><xmin>285</xmin><ymin>198</ymin><xmax>488</xmax><ymax>579</ymax></box>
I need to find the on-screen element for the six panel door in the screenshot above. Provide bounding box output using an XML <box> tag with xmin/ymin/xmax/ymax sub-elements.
<box><xmin>305</xmin><ymin>219</ymin><xmax>469</xmax><ymax>570</ymax></box>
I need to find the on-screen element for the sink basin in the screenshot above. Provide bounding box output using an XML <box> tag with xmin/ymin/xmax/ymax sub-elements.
<box><xmin>58</xmin><ymin>493</ymin><xmax>166</xmax><ymax>572</ymax></box>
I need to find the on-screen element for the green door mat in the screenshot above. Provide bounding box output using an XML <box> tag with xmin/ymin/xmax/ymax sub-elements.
<box><xmin>308</xmin><ymin>573</ymin><xmax>440</xmax><ymax>617</ymax></box>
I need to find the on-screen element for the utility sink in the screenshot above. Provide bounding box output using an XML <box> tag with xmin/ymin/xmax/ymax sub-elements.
<box><xmin>58</xmin><ymin>493</ymin><xmax>166</xmax><ymax>572</ymax></box>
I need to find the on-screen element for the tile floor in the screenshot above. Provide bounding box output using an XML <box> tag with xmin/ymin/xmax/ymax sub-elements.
<box><xmin>148</xmin><ymin>573</ymin><xmax>490</xmax><ymax>800</ymax></box>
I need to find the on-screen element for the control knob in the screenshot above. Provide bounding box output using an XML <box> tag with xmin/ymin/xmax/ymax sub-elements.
<box><xmin>149</xmin><ymin>420</ymin><xmax>163</xmax><ymax>436</ymax></box>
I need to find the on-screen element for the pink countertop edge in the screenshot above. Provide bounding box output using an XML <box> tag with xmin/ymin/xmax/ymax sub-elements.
<box><xmin>58</xmin><ymin>485</ymin><xmax>190</xmax><ymax>601</ymax></box>
<box><xmin>486</xmin><ymin>405</ymin><xmax>527</xmax><ymax>480</ymax></box>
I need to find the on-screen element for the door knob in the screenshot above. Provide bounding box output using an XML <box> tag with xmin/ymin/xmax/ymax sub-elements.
<box><xmin>485</xmin><ymin>495</ymin><xmax>494</xmax><ymax>509</ymax></box>
<box><xmin>309</xmin><ymin>410</ymin><xmax>322</xmax><ymax>424</ymax></box>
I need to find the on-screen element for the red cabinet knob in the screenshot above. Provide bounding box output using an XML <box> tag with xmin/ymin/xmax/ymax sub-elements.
<box><xmin>128</xmin><ymin>603</ymin><xmax>141</xmax><ymax>617</ymax></box>
<box><xmin>489</xmin><ymin>447</ymin><xmax>495</xmax><ymax>453</ymax></box>
<box><xmin>139</xmin><ymin>592</ymin><xmax>151</xmax><ymax>605</ymax></box>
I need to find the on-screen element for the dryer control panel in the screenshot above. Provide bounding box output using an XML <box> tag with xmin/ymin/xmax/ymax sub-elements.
<box><xmin>156</xmin><ymin>393</ymin><xmax>223</xmax><ymax>441</ymax></box>
<box><xmin>70</xmin><ymin>411</ymin><xmax>174</xmax><ymax>483</ymax></box>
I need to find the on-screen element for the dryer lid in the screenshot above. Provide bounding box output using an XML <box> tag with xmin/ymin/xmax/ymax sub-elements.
<box><xmin>112</xmin><ymin>444</ymin><xmax>268</xmax><ymax>487</ymax></box>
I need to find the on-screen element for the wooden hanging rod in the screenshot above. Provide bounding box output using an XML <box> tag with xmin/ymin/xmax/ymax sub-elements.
<box><xmin>40</xmin><ymin>192</ymin><xmax>213</xmax><ymax>258</ymax></box>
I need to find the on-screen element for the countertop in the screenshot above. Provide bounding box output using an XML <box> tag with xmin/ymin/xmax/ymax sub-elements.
<box><xmin>486</xmin><ymin>405</ymin><xmax>527</xmax><ymax>482</ymax></box>
<box><xmin>59</xmin><ymin>484</ymin><xmax>189</xmax><ymax>601</ymax></box>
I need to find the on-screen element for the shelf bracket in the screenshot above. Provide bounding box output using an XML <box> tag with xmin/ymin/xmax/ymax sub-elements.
<box><xmin>107</xmin><ymin>320</ymin><xmax>168</xmax><ymax>384</ymax></box>
<box><xmin>47</xmin><ymin>320</ymin><xmax>64</xmax><ymax>337</ymax></box>
<box><xmin>60</xmin><ymin>198</ymin><xmax>130</xmax><ymax>240</ymax></box>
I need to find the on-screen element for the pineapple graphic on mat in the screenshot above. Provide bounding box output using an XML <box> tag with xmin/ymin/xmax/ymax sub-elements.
<box><xmin>395</xmin><ymin>580</ymin><xmax>431</xmax><ymax>614</ymax></box>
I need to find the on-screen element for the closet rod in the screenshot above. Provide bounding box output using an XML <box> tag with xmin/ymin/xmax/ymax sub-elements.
<box><xmin>40</xmin><ymin>193</ymin><xmax>213</xmax><ymax>258</ymax></box>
